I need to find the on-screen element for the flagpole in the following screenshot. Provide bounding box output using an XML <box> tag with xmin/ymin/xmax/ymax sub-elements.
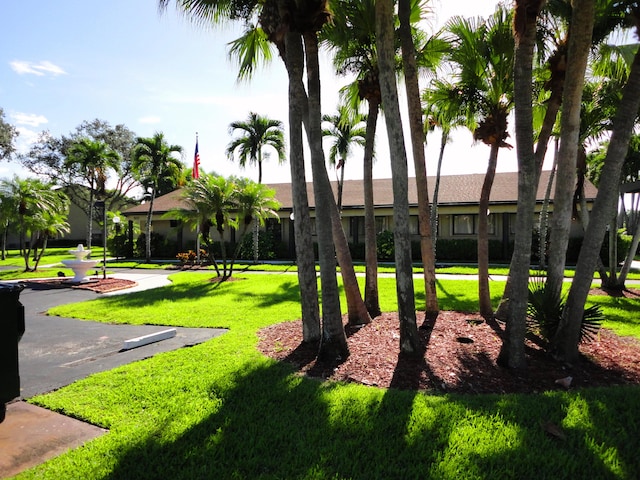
<box><xmin>194</xmin><ymin>132</ymin><xmax>201</xmax><ymax>264</ymax></box>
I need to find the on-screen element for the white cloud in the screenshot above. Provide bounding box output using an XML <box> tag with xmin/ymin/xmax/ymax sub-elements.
<box><xmin>11</xmin><ymin>112</ymin><xmax>48</xmax><ymax>127</ymax></box>
<box><xmin>10</xmin><ymin>60</ymin><xmax>67</xmax><ymax>76</ymax></box>
<box><xmin>138</xmin><ymin>115</ymin><xmax>161</xmax><ymax>124</ymax></box>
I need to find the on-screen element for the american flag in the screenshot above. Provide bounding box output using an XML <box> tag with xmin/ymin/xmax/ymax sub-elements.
<box><xmin>193</xmin><ymin>139</ymin><xmax>200</xmax><ymax>179</ymax></box>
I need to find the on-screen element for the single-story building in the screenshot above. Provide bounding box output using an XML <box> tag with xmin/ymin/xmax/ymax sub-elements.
<box><xmin>120</xmin><ymin>171</ymin><xmax>597</xmax><ymax>262</ymax></box>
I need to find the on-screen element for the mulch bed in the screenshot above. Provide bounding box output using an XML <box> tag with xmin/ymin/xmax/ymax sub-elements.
<box><xmin>23</xmin><ymin>277</ymin><xmax>137</xmax><ymax>293</ymax></box>
<box><xmin>257</xmin><ymin>290</ymin><xmax>640</xmax><ymax>395</ymax></box>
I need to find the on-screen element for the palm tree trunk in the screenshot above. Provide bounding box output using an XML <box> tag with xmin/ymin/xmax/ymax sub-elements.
<box><xmin>337</xmin><ymin>155</ymin><xmax>345</xmax><ymax>212</ymax></box>
<box><xmin>497</xmin><ymin>3</ymin><xmax>540</xmax><ymax>369</ymax></box>
<box><xmin>430</xmin><ymin>130</ymin><xmax>448</xmax><ymax>255</ymax></box>
<box><xmin>555</xmin><ymin>43</ymin><xmax>640</xmax><ymax>362</ymax></box>
<box><xmin>303</xmin><ymin>31</ymin><xmax>349</xmax><ymax>361</ymax></box>
<box><xmin>146</xmin><ymin>191</ymin><xmax>155</xmax><ymax>263</ymax></box>
<box><xmin>376</xmin><ymin>0</ymin><xmax>422</xmax><ymax>356</ymax></box>
<box><xmin>363</xmin><ymin>101</ymin><xmax>381</xmax><ymax>318</ymax></box>
<box><xmin>87</xmin><ymin>189</ymin><xmax>94</xmax><ymax>251</ymax></box>
<box><xmin>398</xmin><ymin>0</ymin><xmax>438</xmax><ymax>322</ymax></box>
<box><xmin>546</xmin><ymin>0</ymin><xmax>595</xmax><ymax>301</ymax></box>
<box><xmin>478</xmin><ymin>143</ymin><xmax>499</xmax><ymax>319</ymax></box>
<box><xmin>284</xmin><ymin>31</ymin><xmax>321</xmax><ymax>344</ymax></box>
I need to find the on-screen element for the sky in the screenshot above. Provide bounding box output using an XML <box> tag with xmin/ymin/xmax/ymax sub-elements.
<box><xmin>1</xmin><ymin>1</ymin><xmax>518</xmax><ymax>188</ymax></box>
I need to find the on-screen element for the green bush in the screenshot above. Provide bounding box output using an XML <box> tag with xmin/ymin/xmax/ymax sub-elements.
<box><xmin>376</xmin><ymin>230</ymin><xmax>394</xmax><ymax>261</ymax></box>
<box><xmin>236</xmin><ymin>230</ymin><xmax>281</xmax><ymax>260</ymax></box>
<box><xmin>135</xmin><ymin>233</ymin><xmax>178</xmax><ymax>259</ymax></box>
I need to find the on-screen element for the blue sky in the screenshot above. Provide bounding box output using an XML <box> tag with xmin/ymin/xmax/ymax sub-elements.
<box><xmin>1</xmin><ymin>1</ymin><xmax>510</xmax><ymax>186</ymax></box>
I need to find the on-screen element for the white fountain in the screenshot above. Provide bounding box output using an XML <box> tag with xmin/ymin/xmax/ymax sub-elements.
<box><xmin>61</xmin><ymin>244</ymin><xmax>99</xmax><ymax>284</ymax></box>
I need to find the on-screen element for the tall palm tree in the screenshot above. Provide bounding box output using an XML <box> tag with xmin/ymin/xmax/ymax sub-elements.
<box><xmin>131</xmin><ymin>132</ymin><xmax>183</xmax><ymax>262</ymax></box>
<box><xmin>321</xmin><ymin>0</ymin><xmax>380</xmax><ymax>318</ymax></box>
<box><xmin>376</xmin><ymin>0</ymin><xmax>422</xmax><ymax>355</ymax></box>
<box><xmin>398</xmin><ymin>0</ymin><xmax>445</xmax><ymax>323</ymax></box>
<box><xmin>321</xmin><ymin>105</ymin><xmax>366</xmax><ymax>211</ymax></box>
<box><xmin>65</xmin><ymin>138</ymin><xmax>120</xmax><ymax>250</ymax></box>
<box><xmin>497</xmin><ymin>0</ymin><xmax>547</xmax><ymax>370</ymax></box>
<box><xmin>226</xmin><ymin>111</ymin><xmax>285</xmax><ymax>262</ymax></box>
<box><xmin>553</xmin><ymin>5</ymin><xmax>640</xmax><ymax>363</ymax></box>
<box><xmin>423</xmin><ymin>82</ymin><xmax>466</xmax><ymax>250</ymax></box>
<box><xmin>226</xmin><ymin>112</ymin><xmax>286</xmax><ymax>184</ymax></box>
<box><xmin>443</xmin><ymin>8</ymin><xmax>515</xmax><ymax>319</ymax></box>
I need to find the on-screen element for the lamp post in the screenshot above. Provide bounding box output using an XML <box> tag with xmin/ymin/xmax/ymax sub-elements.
<box><xmin>95</xmin><ymin>200</ymin><xmax>107</xmax><ymax>280</ymax></box>
<box><xmin>113</xmin><ymin>216</ymin><xmax>121</xmax><ymax>260</ymax></box>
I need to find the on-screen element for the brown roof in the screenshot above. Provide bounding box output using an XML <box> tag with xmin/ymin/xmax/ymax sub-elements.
<box><xmin>122</xmin><ymin>171</ymin><xmax>597</xmax><ymax>216</ymax></box>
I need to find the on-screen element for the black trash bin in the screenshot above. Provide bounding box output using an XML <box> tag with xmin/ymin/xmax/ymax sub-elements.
<box><xmin>0</xmin><ymin>283</ymin><xmax>25</xmax><ymax>423</ymax></box>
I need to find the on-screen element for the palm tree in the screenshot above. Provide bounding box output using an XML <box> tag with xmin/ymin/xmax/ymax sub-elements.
<box><xmin>423</xmin><ymin>82</ymin><xmax>466</xmax><ymax>251</ymax></box>
<box><xmin>398</xmin><ymin>0</ymin><xmax>445</xmax><ymax>323</ymax></box>
<box><xmin>229</xmin><ymin>178</ymin><xmax>281</xmax><ymax>275</ymax></box>
<box><xmin>226</xmin><ymin>112</ymin><xmax>286</xmax><ymax>184</ymax></box>
<box><xmin>226</xmin><ymin>111</ymin><xmax>285</xmax><ymax>262</ymax></box>
<box><xmin>376</xmin><ymin>0</ymin><xmax>422</xmax><ymax>355</ymax></box>
<box><xmin>443</xmin><ymin>8</ymin><xmax>515</xmax><ymax>319</ymax></box>
<box><xmin>321</xmin><ymin>106</ymin><xmax>366</xmax><ymax>211</ymax></box>
<box><xmin>65</xmin><ymin>138</ymin><xmax>120</xmax><ymax>250</ymax></box>
<box><xmin>131</xmin><ymin>132</ymin><xmax>183</xmax><ymax>262</ymax></box>
<box><xmin>497</xmin><ymin>0</ymin><xmax>547</xmax><ymax>370</ymax></box>
<box><xmin>321</xmin><ymin>0</ymin><xmax>380</xmax><ymax>318</ymax></box>
<box><xmin>553</xmin><ymin>6</ymin><xmax>640</xmax><ymax>363</ymax></box>
<box><xmin>0</xmin><ymin>176</ymin><xmax>69</xmax><ymax>272</ymax></box>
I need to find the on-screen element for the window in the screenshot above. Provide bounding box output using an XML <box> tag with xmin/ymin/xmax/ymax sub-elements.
<box><xmin>409</xmin><ymin>215</ymin><xmax>419</xmax><ymax>234</ymax></box>
<box><xmin>453</xmin><ymin>215</ymin><xmax>474</xmax><ymax>235</ymax></box>
<box><xmin>169</xmin><ymin>220</ymin><xmax>179</xmax><ymax>228</ymax></box>
<box><xmin>452</xmin><ymin>214</ymin><xmax>496</xmax><ymax>235</ymax></box>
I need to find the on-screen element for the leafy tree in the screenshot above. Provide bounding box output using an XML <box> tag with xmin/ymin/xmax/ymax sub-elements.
<box><xmin>0</xmin><ymin>108</ymin><xmax>19</xmax><ymax>161</ymax></box>
<box><xmin>321</xmin><ymin>105</ymin><xmax>365</xmax><ymax>211</ymax></box>
<box><xmin>131</xmin><ymin>132</ymin><xmax>184</xmax><ymax>262</ymax></box>
<box><xmin>226</xmin><ymin>112</ymin><xmax>286</xmax><ymax>184</ymax></box>
<box><xmin>20</xmin><ymin>119</ymin><xmax>138</xmax><ymax>227</ymax></box>
<box><xmin>65</xmin><ymin>138</ymin><xmax>120</xmax><ymax>249</ymax></box>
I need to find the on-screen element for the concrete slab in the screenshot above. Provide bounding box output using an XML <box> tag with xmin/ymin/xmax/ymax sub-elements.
<box><xmin>0</xmin><ymin>401</ymin><xmax>107</xmax><ymax>478</ymax></box>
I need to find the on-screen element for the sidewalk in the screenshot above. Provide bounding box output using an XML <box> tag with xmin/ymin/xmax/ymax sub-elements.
<box><xmin>0</xmin><ymin>269</ymin><xmax>225</xmax><ymax>479</ymax></box>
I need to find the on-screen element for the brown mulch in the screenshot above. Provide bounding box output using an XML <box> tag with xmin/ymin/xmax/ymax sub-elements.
<box><xmin>257</xmin><ymin>291</ymin><xmax>640</xmax><ymax>395</ymax></box>
<box><xmin>24</xmin><ymin>277</ymin><xmax>137</xmax><ymax>293</ymax></box>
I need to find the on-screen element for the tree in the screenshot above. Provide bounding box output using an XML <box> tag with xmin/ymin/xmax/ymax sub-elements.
<box><xmin>497</xmin><ymin>0</ymin><xmax>546</xmax><ymax>370</ymax></box>
<box><xmin>553</xmin><ymin>6</ymin><xmax>640</xmax><ymax>363</ymax></box>
<box><xmin>444</xmin><ymin>8</ymin><xmax>515</xmax><ymax>319</ymax></box>
<box><xmin>21</xmin><ymin>120</ymin><xmax>139</xmax><ymax>227</ymax></box>
<box><xmin>131</xmin><ymin>132</ymin><xmax>183</xmax><ymax>262</ymax></box>
<box><xmin>0</xmin><ymin>176</ymin><xmax>69</xmax><ymax>272</ymax></box>
<box><xmin>229</xmin><ymin>177</ymin><xmax>281</xmax><ymax>275</ymax></box>
<box><xmin>0</xmin><ymin>108</ymin><xmax>19</xmax><ymax>161</ymax></box>
<box><xmin>321</xmin><ymin>0</ymin><xmax>382</xmax><ymax>318</ymax></box>
<box><xmin>321</xmin><ymin>105</ymin><xmax>366</xmax><ymax>211</ymax></box>
<box><xmin>65</xmin><ymin>138</ymin><xmax>121</xmax><ymax>250</ymax></box>
<box><xmin>376</xmin><ymin>0</ymin><xmax>422</xmax><ymax>355</ymax></box>
<box><xmin>226</xmin><ymin>112</ymin><xmax>286</xmax><ymax>184</ymax></box>
<box><xmin>398</xmin><ymin>0</ymin><xmax>444</xmax><ymax>322</ymax></box>
<box><xmin>226</xmin><ymin>111</ymin><xmax>285</xmax><ymax>262</ymax></box>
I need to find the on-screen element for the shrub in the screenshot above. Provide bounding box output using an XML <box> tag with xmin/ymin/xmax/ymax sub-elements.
<box><xmin>527</xmin><ymin>275</ymin><xmax>602</xmax><ymax>345</ymax></box>
<box><xmin>376</xmin><ymin>230</ymin><xmax>394</xmax><ymax>261</ymax></box>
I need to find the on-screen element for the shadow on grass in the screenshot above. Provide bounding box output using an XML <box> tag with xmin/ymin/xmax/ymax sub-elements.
<box><xmin>101</xmin><ymin>358</ymin><xmax>640</xmax><ymax>480</ymax></box>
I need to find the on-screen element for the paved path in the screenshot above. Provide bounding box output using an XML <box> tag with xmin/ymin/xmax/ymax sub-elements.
<box><xmin>0</xmin><ymin>269</ymin><xmax>225</xmax><ymax>479</ymax></box>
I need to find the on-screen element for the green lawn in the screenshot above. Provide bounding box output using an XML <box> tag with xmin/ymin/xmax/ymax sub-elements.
<box><xmin>13</xmin><ymin>273</ymin><xmax>640</xmax><ymax>479</ymax></box>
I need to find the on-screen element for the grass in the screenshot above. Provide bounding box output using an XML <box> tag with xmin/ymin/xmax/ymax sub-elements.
<box><xmin>15</xmin><ymin>273</ymin><xmax>640</xmax><ymax>479</ymax></box>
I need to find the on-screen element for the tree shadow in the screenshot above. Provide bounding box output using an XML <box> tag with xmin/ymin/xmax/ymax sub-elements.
<box><xmin>98</xmin><ymin>355</ymin><xmax>640</xmax><ymax>479</ymax></box>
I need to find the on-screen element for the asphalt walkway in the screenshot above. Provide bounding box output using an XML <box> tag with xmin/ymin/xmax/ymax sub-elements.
<box><xmin>0</xmin><ymin>269</ymin><xmax>226</xmax><ymax>478</ymax></box>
